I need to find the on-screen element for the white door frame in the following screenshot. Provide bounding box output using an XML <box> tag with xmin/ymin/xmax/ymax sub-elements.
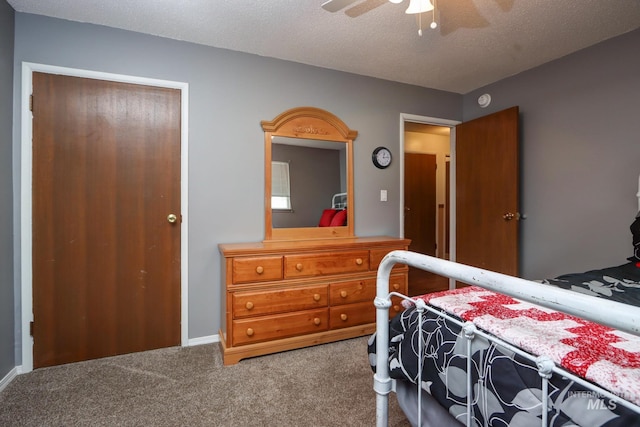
<box><xmin>20</xmin><ymin>62</ymin><xmax>190</xmax><ymax>373</ymax></box>
<box><xmin>398</xmin><ymin>113</ymin><xmax>460</xmax><ymax>289</ymax></box>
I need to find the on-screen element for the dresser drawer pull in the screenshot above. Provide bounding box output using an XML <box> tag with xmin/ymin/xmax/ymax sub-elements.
<box><xmin>296</xmin><ymin>263</ymin><xmax>303</xmax><ymax>271</ymax></box>
<box><xmin>313</xmin><ymin>317</ymin><xmax>321</xmax><ymax>326</ymax></box>
<box><xmin>355</xmin><ymin>258</ymin><xmax>363</xmax><ymax>265</ymax></box>
<box><xmin>392</xmin><ymin>283</ymin><xmax>400</xmax><ymax>290</ymax></box>
<box><xmin>393</xmin><ymin>305</ymin><xmax>401</xmax><ymax>312</ymax></box>
<box><xmin>313</xmin><ymin>293</ymin><xmax>321</xmax><ymax>302</ymax></box>
<box><xmin>246</xmin><ymin>328</ymin><xmax>254</xmax><ymax>337</ymax></box>
<box><xmin>255</xmin><ymin>266</ymin><xmax>264</xmax><ymax>274</ymax></box>
<box><xmin>340</xmin><ymin>313</ymin><xmax>348</xmax><ymax>321</ymax></box>
<box><xmin>340</xmin><ymin>290</ymin><xmax>348</xmax><ymax>298</ymax></box>
<box><xmin>245</xmin><ymin>301</ymin><xmax>254</xmax><ymax>310</ymax></box>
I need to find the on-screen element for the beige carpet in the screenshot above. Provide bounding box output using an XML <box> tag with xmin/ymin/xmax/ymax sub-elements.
<box><xmin>0</xmin><ymin>337</ymin><xmax>410</xmax><ymax>426</ymax></box>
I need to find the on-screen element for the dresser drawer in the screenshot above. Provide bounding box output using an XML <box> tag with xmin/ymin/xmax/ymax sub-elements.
<box><xmin>388</xmin><ymin>274</ymin><xmax>407</xmax><ymax>294</ymax></box>
<box><xmin>389</xmin><ymin>296</ymin><xmax>405</xmax><ymax>318</ymax></box>
<box><xmin>284</xmin><ymin>250</ymin><xmax>370</xmax><ymax>278</ymax></box>
<box><xmin>232</xmin><ymin>285</ymin><xmax>327</xmax><ymax>319</ymax></box>
<box><xmin>370</xmin><ymin>248</ymin><xmax>408</xmax><ymax>272</ymax></box>
<box><xmin>232</xmin><ymin>256</ymin><xmax>283</xmax><ymax>284</ymax></box>
<box><xmin>329</xmin><ymin>301</ymin><xmax>375</xmax><ymax>329</ymax></box>
<box><xmin>388</xmin><ymin>274</ymin><xmax>407</xmax><ymax>318</ymax></box>
<box><xmin>329</xmin><ymin>278</ymin><xmax>375</xmax><ymax>305</ymax></box>
<box><xmin>232</xmin><ymin>309</ymin><xmax>329</xmax><ymax>346</ymax></box>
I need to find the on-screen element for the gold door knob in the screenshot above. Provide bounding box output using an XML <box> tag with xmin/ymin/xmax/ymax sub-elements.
<box><xmin>313</xmin><ymin>318</ymin><xmax>321</xmax><ymax>326</ymax></box>
<box><xmin>340</xmin><ymin>290</ymin><xmax>348</xmax><ymax>298</ymax></box>
<box><xmin>167</xmin><ymin>213</ymin><xmax>178</xmax><ymax>223</ymax></box>
<box><xmin>313</xmin><ymin>294</ymin><xmax>321</xmax><ymax>302</ymax></box>
<box><xmin>246</xmin><ymin>328</ymin><xmax>254</xmax><ymax>337</ymax></box>
<box><xmin>340</xmin><ymin>313</ymin><xmax>348</xmax><ymax>321</ymax></box>
<box><xmin>503</xmin><ymin>212</ymin><xmax>521</xmax><ymax>221</ymax></box>
<box><xmin>255</xmin><ymin>266</ymin><xmax>264</xmax><ymax>274</ymax></box>
<box><xmin>245</xmin><ymin>302</ymin><xmax>254</xmax><ymax>310</ymax></box>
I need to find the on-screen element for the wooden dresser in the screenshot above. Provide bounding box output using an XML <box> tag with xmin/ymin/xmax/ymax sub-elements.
<box><xmin>218</xmin><ymin>236</ymin><xmax>410</xmax><ymax>365</ymax></box>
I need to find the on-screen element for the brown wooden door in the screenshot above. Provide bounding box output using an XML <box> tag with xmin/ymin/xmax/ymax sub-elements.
<box><xmin>405</xmin><ymin>153</ymin><xmax>445</xmax><ymax>294</ymax></box>
<box><xmin>405</xmin><ymin>153</ymin><xmax>436</xmax><ymax>256</ymax></box>
<box><xmin>455</xmin><ymin>106</ymin><xmax>519</xmax><ymax>276</ymax></box>
<box><xmin>32</xmin><ymin>73</ymin><xmax>181</xmax><ymax>368</ymax></box>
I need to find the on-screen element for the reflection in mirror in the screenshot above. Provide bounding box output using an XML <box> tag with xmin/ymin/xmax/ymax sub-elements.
<box><xmin>271</xmin><ymin>137</ymin><xmax>347</xmax><ymax>229</ymax></box>
<box><xmin>262</xmin><ymin>106</ymin><xmax>357</xmax><ymax>241</ymax></box>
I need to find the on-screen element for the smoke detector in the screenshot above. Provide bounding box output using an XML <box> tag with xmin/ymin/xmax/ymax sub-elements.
<box><xmin>478</xmin><ymin>94</ymin><xmax>491</xmax><ymax>108</ymax></box>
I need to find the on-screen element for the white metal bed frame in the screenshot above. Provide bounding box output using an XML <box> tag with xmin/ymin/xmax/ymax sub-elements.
<box><xmin>373</xmin><ymin>251</ymin><xmax>640</xmax><ymax>426</ymax></box>
<box><xmin>375</xmin><ymin>175</ymin><xmax>640</xmax><ymax>426</ymax></box>
<box><xmin>331</xmin><ymin>192</ymin><xmax>347</xmax><ymax>209</ymax></box>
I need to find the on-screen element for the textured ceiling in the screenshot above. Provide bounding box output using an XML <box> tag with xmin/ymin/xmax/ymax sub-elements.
<box><xmin>7</xmin><ymin>0</ymin><xmax>640</xmax><ymax>94</ymax></box>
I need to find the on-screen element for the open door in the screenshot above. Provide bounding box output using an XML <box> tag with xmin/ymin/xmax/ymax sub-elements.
<box><xmin>455</xmin><ymin>106</ymin><xmax>520</xmax><ymax>277</ymax></box>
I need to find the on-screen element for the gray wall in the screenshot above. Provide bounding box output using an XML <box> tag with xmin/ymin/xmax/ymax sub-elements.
<box><xmin>12</xmin><ymin>13</ymin><xmax>461</xmax><ymax>360</ymax></box>
<box><xmin>11</xmin><ymin>12</ymin><xmax>637</xmax><ymax>369</ymax></box>
<box><xmin>0</xmin><ymin>0</ymin><xmax>15</xmax><ymax>379</ymax></box>
<box><xmin>272</xmin><ymin>144</ymin><xmax>342</xmax><ymax>228</ymax></box>
<box><xmin>463</xmin><ymin>28</ymin><xmax>640</xmax><ymax>279</ymax></box>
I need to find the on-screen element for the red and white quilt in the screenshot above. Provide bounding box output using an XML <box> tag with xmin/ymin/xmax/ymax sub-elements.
<box><xmin>410</xmin><ymin>286</ymin><xmax>640</xmax><ymax>406</ymax></box>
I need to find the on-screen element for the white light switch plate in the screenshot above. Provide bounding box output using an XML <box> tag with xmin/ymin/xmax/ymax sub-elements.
<box><xmin>380</xmin><ymin>189</ymin><xmax>387</xmax><ymax>202</ymax></box>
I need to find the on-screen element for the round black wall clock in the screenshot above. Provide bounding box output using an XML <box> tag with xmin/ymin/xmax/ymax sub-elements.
<box><xmin>372</xmin><ymin>146</ymin><xmax>392</xmax><ymax>169</ymax></box>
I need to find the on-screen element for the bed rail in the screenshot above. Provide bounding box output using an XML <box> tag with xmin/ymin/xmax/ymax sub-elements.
<box><xmin>373</xmin><ymin>250</ymin><xmax>640</xmax><ymax>427</ymax></box>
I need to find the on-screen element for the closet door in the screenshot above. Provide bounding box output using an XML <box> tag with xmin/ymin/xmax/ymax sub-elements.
<box><xmin>404</xmin><ymin>152</ymin><xmax>441</xmax><ymax>295</ymax></box>
<box><xmin>456</xmin><ymin>106</ymin><xmax>520</xmax><ymax>277</ymax></box>
<box><xmin>32</xmin><ymin>72</ymin><xmax>182</xmax><ymax>368</ymax></box>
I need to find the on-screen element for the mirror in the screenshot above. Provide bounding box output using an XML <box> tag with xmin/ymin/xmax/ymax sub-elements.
<box><xmin>271</xmin><ymin>137</ymin><xmax>347</xmax><ymax>228</ymax></box>
<box><xmin>262</xmin><ymin>107</ymin><xmax>357</xmax><ymax>241</ymax></box>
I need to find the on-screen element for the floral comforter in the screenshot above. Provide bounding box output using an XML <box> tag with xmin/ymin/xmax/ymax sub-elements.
<box><xmin>369</xmin><ymin>263</ymin><xmax>640</xmax><ymax>426</ymax></box>
<box><xmin>539</xmin><ymin>262</ymin><xmax>640</xmax><ymax>307</ymax></box>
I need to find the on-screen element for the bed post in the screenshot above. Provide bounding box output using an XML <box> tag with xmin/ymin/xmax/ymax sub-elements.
<box><xmin>373</xmin><ymin>252</ymin><xmax>396</xmax><ymax>427</ymax></box>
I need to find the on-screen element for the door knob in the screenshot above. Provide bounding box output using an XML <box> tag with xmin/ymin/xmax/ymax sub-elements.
<box><xmin>167</xmin><ymin>213</ymin><xmax>178</xmax><ymax>223</ymax></box>
<box><xmin>502</xmin><ymin>212</ymin><xmax>520</xmax><ymax>221</ymax></box>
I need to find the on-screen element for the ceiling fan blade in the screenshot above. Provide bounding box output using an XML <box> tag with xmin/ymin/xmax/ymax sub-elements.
<box><xmin>321</xmin><ymin>0</ymin><xmax>360</xmax><ymax>13</ymax></box>
<box><xmin>345</xmin><ymin>0</ymin><xmax>388</xmax><ymax>17</ymax></box>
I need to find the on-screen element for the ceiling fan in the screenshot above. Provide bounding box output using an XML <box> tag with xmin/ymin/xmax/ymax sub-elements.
<box><xmin>321</xmin><ymin>0</ymin><xmax>436</xmax><ymax>17</ymax></box>
<box><xmin>322</xmin><ymin>0</ymin><xmax>515</xmax><ymax>36</ymax></box>
<box><xmin>321</xmin><ymin>0</ymin><xmax>438</xmax><ymax>31</ymax></box>
<box><xmin>321</xmin><ymin>0</ymin><xmax>389</xmax><ymax>18</ymax></box>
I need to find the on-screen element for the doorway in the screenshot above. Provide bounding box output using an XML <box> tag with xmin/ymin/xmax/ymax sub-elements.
<box><xmin>403</xmin><ymin>121</ymin><xmax>452</xmax><ymax>295</ymax></box>
<box><xmin>21</xmin><ymin>63</ymin><xmax>190</xmax><ymax>372</ymax></box>
<box><xmin>400</xmin><ymin>108</ymin><xmax>520</xmax><ymax>295</ymax></box>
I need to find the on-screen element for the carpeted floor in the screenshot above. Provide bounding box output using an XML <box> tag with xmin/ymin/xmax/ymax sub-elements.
<box><xmin>0</xmin><ymin>336</ymin><xmax>410</xmax><ymax>426</ymax></box>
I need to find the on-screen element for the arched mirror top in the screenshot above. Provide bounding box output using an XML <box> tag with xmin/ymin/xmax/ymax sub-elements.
<box><xmin>263</xmin><ymin>107</ymin><xmax>357</xmax><ymax>242</ymax></box>
<box><xmin>261</xmin><ymin>107</ymin><xmax>358</xmax><ymax>141</ymax></box>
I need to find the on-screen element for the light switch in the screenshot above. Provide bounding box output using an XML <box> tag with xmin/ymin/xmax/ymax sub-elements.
<box><xmin>380</xmin><ymin>189</ymin><xmax>387</xmax><ymax>202</ymax></box>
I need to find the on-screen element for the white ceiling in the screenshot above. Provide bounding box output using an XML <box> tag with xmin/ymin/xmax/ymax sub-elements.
<box><xmin>7</xmin><ymin>0</ymin><xmax>640</xmax><ymax>94</ymax></box>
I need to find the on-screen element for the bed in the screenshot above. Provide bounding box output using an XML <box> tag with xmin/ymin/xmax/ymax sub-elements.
<box><xmin>318</xmin><ymin>192</ymin><xmax>348</xmax><ymax>226</ymax></box>
<box><xmin>370</xmin><ymin>187</ymin><xmax>640</xmax><ymax>426</ymax></box>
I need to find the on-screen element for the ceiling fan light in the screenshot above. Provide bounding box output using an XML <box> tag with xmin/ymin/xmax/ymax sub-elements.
<box><xmin>405</xmin><ymin>0</ymin><xmax>434</xmax><ymax>14</ymax></box>
<box><xmin>388</xmin><ymin>0</ymin><xmax>403</xmax><ymax>4</ymax></box>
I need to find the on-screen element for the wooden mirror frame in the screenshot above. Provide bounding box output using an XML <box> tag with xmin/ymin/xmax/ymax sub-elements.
<box><xmin>262</xmin><ymin>107</ymin><xmax>357</xmax><ymax>241</ymax></box>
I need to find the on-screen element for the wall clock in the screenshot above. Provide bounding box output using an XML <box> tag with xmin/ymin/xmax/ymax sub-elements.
<box><xmin>372</xmin><ymin>146</ymin><xmax>392</xmax><ymax>169</ymax></box>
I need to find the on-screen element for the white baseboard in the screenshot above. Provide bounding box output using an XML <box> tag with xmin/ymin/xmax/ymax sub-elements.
<box><xmin>187</xmin><ymin>334</ymin><xmax>219</xmax><ymax>347</ymax></box>
<box><xmin>0</xmin><ymin>366</ymin><xmax>19</xmax><ymax>393</ymax></box>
